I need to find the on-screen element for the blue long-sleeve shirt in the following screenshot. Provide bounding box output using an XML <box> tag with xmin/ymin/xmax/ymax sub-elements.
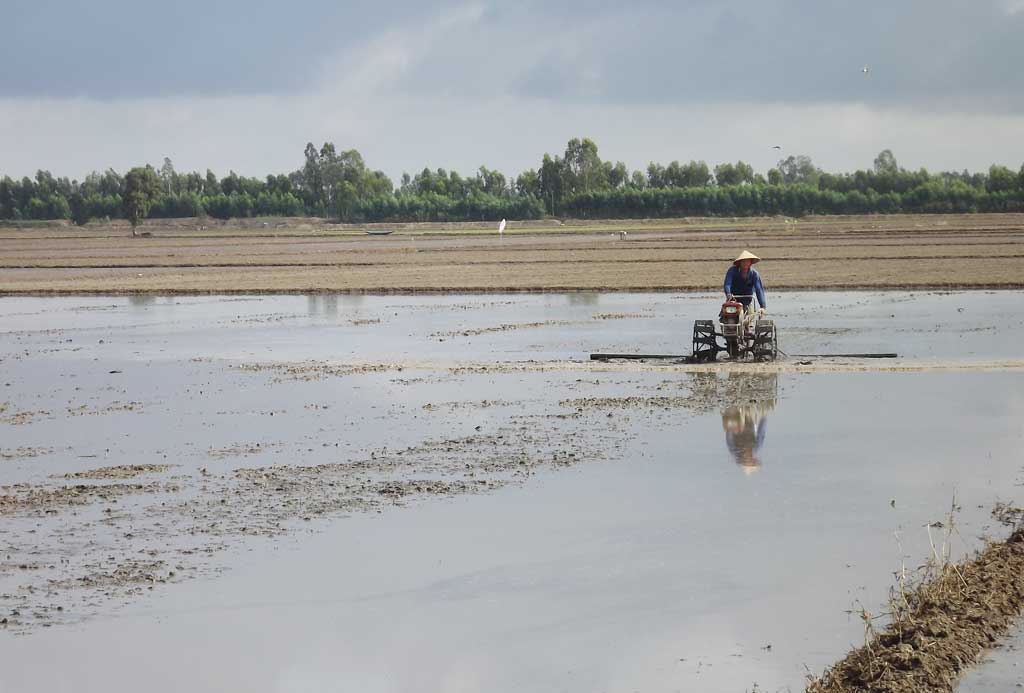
<box><xmin>723</xmin><ymin>266</ymin><xmax>766</xmax><ymax>309</ymax></box>
<box><xmin>726</xmin><ymin>418</ymin><xmax>768</xmax><ymax>459</ymax></box>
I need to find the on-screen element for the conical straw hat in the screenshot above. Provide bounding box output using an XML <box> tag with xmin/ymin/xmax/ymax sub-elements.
<box><xmin>733</xmin><ymin>250</ymin><xmax>761</xmax><ymax>265</ymax></box>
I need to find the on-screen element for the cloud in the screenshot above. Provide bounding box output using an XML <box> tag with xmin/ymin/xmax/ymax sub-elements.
<box><xmin>2</xmin><ymin>1</ymin><xmax>1023</xmax><ymax>180</ymax></box>
<box><xmin>314</xmin><ymin>2</ymin><xmax>488</xmax><ymax>97</ymax></box>
<box><xmin>8</xmin><ymin>0</ymin><xmax>1024</xmax><ymax>110</ymax></box>
<box><xmin>0</xmin><ymin>0</ymin><xmax>431</xmax><ymax>98</ymax></box>
<box><xmin>476</xmin><ymin>0</ymin><xmax>1024</xmax><ymax>111</ymax></box>
<box><xmin>3</xmin><ymin>91</ymin><xmax>1022</xmax><ymax>183</ymax></box>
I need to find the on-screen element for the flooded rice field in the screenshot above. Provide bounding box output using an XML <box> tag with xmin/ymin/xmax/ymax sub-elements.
<box><xmin>1</xmin><ymin>291</ymin><xmax>1022</xmax><ymax>692</ymax></box>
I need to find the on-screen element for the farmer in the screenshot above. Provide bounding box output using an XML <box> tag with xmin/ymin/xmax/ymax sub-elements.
<box><xmin>723</xmin><ymin>250</ymin><xmax>767</xmax><ymax>320</ymax></box>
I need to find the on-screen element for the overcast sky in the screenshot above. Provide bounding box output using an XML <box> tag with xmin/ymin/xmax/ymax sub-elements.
<box><xmin>2</xmin><ymin>0</ymin><xmax>1023</xmax><ymax>181</ymax></box>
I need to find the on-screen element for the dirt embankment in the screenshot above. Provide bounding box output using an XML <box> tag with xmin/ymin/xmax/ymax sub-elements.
<box><xmin>807</xmin><ymin>509</ymin><xmax>1024</xmax><ymax>693</ymax></box>
<box><xmin>1</xmin><ymin>213</ymin><xmax>1023</xmax><ymax>293</ymax></box>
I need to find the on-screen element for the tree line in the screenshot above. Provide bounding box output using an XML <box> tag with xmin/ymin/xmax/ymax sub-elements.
<box><xmin>3</xmin><ymin>140</ymin><xmax>1024</xmax><ymax>228</ymax></box>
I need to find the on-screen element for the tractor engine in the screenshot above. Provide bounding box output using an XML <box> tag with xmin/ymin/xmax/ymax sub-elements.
<box><xmin>719</xmin><ymin>300</ymin><xmax>744</xmax><ymax>338</ymax></box>
<box><xmin>692</xmin><ymin>298</ymin><xmax>777</xmax><ymax>363</ymax></box>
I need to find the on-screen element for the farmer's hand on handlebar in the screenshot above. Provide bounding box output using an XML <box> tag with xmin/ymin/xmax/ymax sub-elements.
<box><xmin>757</xmin><ymin>308</ymin><xmax>766</xmax><ymax>317</ymax></box>
<box><xmin>727</xmin><ymin>293</ymin><xmax>735</xmax><ymax>301</ymax></box>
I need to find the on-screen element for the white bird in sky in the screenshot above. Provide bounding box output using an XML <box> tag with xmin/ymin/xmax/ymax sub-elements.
<box><xmin>498</xmin><ymin>218</ymin><xmax>506</xmax><ymax>236</ymax></box>
<box><xmin>862</xmin><ymin>64</ymin><xmax>870</xmax><ymax>75</ymax></box>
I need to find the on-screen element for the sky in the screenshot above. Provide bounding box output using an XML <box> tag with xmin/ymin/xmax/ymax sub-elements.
<box><xmin>2</xmin><ymin>0</ymin><xmax>1024</xmax><ymax>182</ymax></box>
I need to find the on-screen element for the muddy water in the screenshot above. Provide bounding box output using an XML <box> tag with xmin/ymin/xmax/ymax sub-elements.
<box><xmin>958</xmin><ymin>624</ymin><xmax>1024</xmax><ymax>691</ymax></box>
<box><xmin>1</xmin><ymin>292</ymin><xmax>1023</xmax><ymax>693</ymax></box>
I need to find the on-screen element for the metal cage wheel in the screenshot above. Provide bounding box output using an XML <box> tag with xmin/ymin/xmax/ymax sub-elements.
<box><xmin>692</xmin><ymin>320</ymin><xmax>718</xmax><ymax>362</ymax></box>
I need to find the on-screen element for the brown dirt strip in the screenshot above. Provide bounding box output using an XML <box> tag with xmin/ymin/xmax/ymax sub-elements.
<box><xmin>0</xmin><ymin>257</ymin><xmax>1020</xmax><ymax>294</ymax></box>
<box><xmin>1</xmin><ymin>213</ymin><xmax>1023</xmax><ymax>293</ymax></box>
<box><xmin>1</xmin><ymin>232</ymin><xmax>1021</xmax><ymax>254</ymax></box>
<box><xmin>806</xmin><ymin>528</ymin><xmax>1024</xmax><ymax>693</ymax></box>
<box><xmin>2</xmin><ymin>254</ymin><xmax>1022</xmax><ymax>270</ymax></box>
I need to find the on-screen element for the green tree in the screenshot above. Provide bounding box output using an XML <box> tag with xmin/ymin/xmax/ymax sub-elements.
<box><xmin>0</xmin><ymin>177</ymin><xmax>16</xmax><ymax>219</ymax></box>
<box><xmin>538</xmin><ymin>154</ymin><xmax>564</xmax><ymax>214</ymax></box>
<box><xmin>734</xmin><ymin>161</ymin><xmax>755</xmax><ymax>184</ymax></box>
<box><xmin>204</xmin><ymin>169</ymin><xmax>221</xmax><ymax>195</ymax></box>
<box><xmin>476</xmin><ymin>166</ymin><xmax>507</xmax><ymax>197</ymax></box>
<box><xmin>987</xmin><ymin>164</ymin><xmax>1017</xmax><ymax>193</ymax></box>
<box><xmin>873</xmin><ymin>149</ymin><xmax>899</xmax><ymax>175</ymax></box>
<box><xmin>47</xmin><ymin>194</ymin><xmax>71</xmax><ymax>220</ymax></box>
<box><xmin>301</xmin><ymin>142</ymin><xmax>324</xmax><ymax>214</ymax></box>
<box><xmin>123</xmin><ymin>166</ymin><xmax>161</xmax><ymax>236</ymax></box>
<box><xmin>159</xmin><ymin>157</ymin><xmax>178</xmax><ymax>193</ymax></box>
<box><xmin>604</xmin><ymin>161</ymin><xmax>629</xmax><ymax>188</ymax></box>
<box><xmin>682</xmin><ymin>160</ymin><xmax>712</xmax><ymax>187</ymax></box>
<box><xmin>714</xmin><ymin>162</ymin><xmax>744</xmax><ymax>186</ymax></box>
<box><xmin>69</xmin><ymin>191</ymin><xmax>90</xmax><ymax>225</ymax></box>
<box><xmin>515</xmin><ymin>169</ymin><xmax>541</xmax><ymax>198</ymax></box>
<box><xmin>562</xmin><ymin>137</ymin><xmax>607</xmax><ymax>195</ymax></box>
<box><xmin>98</xmin><ymin>169</ymin><xmax>123</xmax><ymax>197</ymax></box>
<box><xmin>646</xmin><ymin>162</ymin><xmax>666</xmax><ymax>188</ymax></box>
<box><xmin>665</xmin><ymin>160</ymin><xmax>712</xmax><ymax>187</ymax></box>
<box><xmin>777</xmin><ymin>155</ymin><xmax>819</xmax><ymax>185</ymax></box>
<box><xmin>664</xmin><ymin>161</ymin><xmax>685</xmax><ymax>187</ymax></box>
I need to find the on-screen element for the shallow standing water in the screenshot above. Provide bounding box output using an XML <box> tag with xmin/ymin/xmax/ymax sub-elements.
<box><xmin>1</xmin><ymin>292</ymin><xmax>1022</xmax><ymax>693</ymax></box>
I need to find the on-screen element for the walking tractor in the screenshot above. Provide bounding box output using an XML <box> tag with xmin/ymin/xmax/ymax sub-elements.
<box><xmin>691</xmin><ymin>294</ymin><xmax>777</xmax><ymax>362</ymax></box>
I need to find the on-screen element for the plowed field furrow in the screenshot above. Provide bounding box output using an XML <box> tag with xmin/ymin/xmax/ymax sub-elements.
<box><xmin>2</xmin><ymin>213</ymin><xmax>1023</xmax><ymax>293</ymax></box>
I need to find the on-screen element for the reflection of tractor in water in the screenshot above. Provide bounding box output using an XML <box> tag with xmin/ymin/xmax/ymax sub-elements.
<box><xmin>692</xmin><ymin>295</ymin><xmax>777</xmax><ymax>362</ymax></box>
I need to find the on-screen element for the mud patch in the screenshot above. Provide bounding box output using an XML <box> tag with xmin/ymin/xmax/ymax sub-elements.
<box><xmin>46</xmin><ymin>559</ymin><xmax>177</xmax><ymax>591</ymax></box>
<box><xmin>430</xmin><ymin>320</ymin><xmax>579</xmax><ymax>339</ymax></box>
<box><xmin>807</xmin><ymin>529</ymin><xmax>1024</xmax><ymax>693</ymax></box>
<box><xmin>0</xmin><ymin>410</ymin><xmax>50</xmax><ymax>425</ymax></box>
<box><xmin>591</xmin><ymin>312</ymin><xmax>650</xmax><ymax>320</ymax></box>
<box><xmin>65</xmin><ymin>401</ymin><xmax>143</xmax><ymax>416</ymax></box>
<box><xmin>0</xmin><ymin>447</ymin><xmax>53</xmax><ymax>461</ymax></box>
<box><xmin>59</xmin><ymin>464</ymin><xmax>174</xmax><ymax>480</ymax></box>
<box><xmin>993</xmin><ymin>502</ymin><xmax>1024</xmax><ymax>530</ymax></box>
<box><xmin>192</xmin><ymin>424</ymin><xmax>620</xmax><ymax>537</ymax></box>
<box><xmin>207</xmin><ymin>442</ymin><xmax>282</xmax><ymax>459</ymax></box>
<box><xmin>422</xmin><ymin>399</ymin><xmax>516</xmax><ymax>411</ymax></box>
<box><xmin>235</xmin><ymin>361</ymin><xmax>397</xmax><ymax>382</ymax></box>
<box><xmin>561</xmin><ymin>371</ymin><xmax>779</xmax><ymax>416</ymax></box>
<box><xmin>0</xmin><ymin>481</ymin><xmax>178</xmax><ymax>516</ymax></box>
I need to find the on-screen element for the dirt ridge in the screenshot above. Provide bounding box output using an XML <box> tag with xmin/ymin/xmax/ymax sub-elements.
<box><xmin>807</xmin><ymin>529</ymin><xmax>1024</xmax><ymax>693</ymax></box>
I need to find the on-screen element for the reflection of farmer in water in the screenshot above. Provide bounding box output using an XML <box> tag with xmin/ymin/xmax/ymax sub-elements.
<box><xmin>722</xmin><ymin>405</ymin><xmax>769</xmax><ymax>473</ymax></box>
<box><xmin>720</xmin><ymin>373</ymin><xmax>777</xmax><ymax>474</ymax></box>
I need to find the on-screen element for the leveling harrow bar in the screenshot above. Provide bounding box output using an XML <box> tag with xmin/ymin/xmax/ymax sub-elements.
<box><xmin>589</xmin><ymin>295</ymin><xmax>897</xmax><ymax>362</ymax></box>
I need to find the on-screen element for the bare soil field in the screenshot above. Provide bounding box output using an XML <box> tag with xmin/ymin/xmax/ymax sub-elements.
<box><xmin>1</xmin><ymin>213</ymin><xmax>1023</xmax><ymax>293</ymax></box>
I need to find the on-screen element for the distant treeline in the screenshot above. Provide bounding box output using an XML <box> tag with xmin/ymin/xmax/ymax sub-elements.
<box><xmin>2</xmin><ymin>140</ymin><xmax>1024</xmax><ymax>225</ymax></box>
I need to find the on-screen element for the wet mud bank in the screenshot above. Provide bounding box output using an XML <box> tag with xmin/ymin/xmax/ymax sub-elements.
<box><xmin>809</xmin><ymin>519</ymin><xmax>1024</xmax><ymax>693</ymax></box>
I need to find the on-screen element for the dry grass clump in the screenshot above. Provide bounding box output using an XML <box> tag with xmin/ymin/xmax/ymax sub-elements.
<box><xmin>807</xmin><ymin>506</ymin><xmax>1024</xmax><ymax>693</ymax></box>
